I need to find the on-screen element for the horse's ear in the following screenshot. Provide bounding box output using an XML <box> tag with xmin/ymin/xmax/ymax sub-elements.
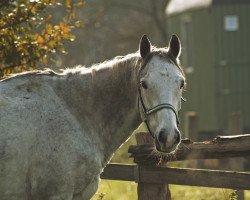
<box><xmin>139</xmin><ymin>34</ymin><xmax>151</xmax><ymax>59</ymax></box>
<box><xmin>169</xmin><ymin>34</ymin><xmax>181</xmax><ymax>59</ymax></box>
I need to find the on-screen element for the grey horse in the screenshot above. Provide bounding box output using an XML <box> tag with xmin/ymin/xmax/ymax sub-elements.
<box><xmin>0</xmin><ymin>35</ymin><xmax>185</xmax><ymax>199</ymax></box>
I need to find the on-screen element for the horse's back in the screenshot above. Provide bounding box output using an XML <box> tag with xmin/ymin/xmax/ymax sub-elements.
<box><xmin>0</xmin><ymin>75</ymin><xmax>67</xmax><ymax>139</ymax></box>
<box><xmin>0</xmin><ymin>75</ymin><xmax>102</xmax><ymax>199</ymax></box>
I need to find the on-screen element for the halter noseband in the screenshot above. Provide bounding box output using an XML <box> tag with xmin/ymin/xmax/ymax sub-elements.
<box><xmin>137</xmin><ymin>53</ymin><xmax>180</xmax><ymax>138</ymax></box>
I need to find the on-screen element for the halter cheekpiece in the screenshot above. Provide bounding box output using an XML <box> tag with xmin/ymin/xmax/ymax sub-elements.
<box><xmin>137</xmin><ymin>52</ymin><xmax>180</xmax><ymax>138</ymax></box>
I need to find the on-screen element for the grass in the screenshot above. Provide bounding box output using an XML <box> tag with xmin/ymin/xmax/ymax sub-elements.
<box><xmin>91</xmin><ymin>180</ymin><xmax>137</xmax><ymax>200</ymax></box>
<box><xmin>91</xmin><ymin>181</ymin><xmax>250</xmax><ymax>200</ymax></box>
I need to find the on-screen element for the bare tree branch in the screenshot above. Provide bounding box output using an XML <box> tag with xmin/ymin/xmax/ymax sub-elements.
<box><xmin>150</xmin><ymin>0</ymin><xmax>169</xmax><ymax>43</ymax></box>
<box><xmin>110</xmin><ymin>0</ymin><xmax>171</xmax><ymax>43</ymax></box>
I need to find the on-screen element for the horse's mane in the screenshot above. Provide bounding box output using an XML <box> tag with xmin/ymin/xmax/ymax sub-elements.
<box><xmin>61</xmin><ymin>52</ymin><xmax>140</xmax><ymax>76</ymax></box>
<box><xmin>62</xmin><ymin>47</ymin><xmax>184</xmax><ymax>77</ymax></box>
<box><xmin>1</xmin><ymin>46</ymin><xmax>184</xmax><ymax>82</ymax></box>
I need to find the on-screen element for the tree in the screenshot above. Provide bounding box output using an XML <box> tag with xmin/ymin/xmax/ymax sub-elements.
<box><xmin>61</xmin><ymin>0</ymin><xmax>170</xmax><ymax>67</ymax></box>
<box><xmin>111</xmin><ymin>0</ymin><xmax>170</xmax><ymax>43</ymax></box>
<box><xmin>0</xmin><ymin>0</ymin><xmax>84</xmax><ymax>77</ymax></box>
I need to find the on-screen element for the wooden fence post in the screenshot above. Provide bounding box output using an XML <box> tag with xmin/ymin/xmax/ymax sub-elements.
<box><xmin>184</xmin><ymin>112</ymin><xmax>199</xmax><ymax>168</ymax></box>
<box><xmin>228</xmin><ymin>112</ymin><xmax>245</xmax><ymax>200</ymax></box>
<box><xmin>184</xmin><ymin>112</ymin><xmax>198</xmax><ymax>140</ymax></box>
<box><xmin>135</xmin><ymin>132</ymin><xmax>171</xmax><ymax>200</ymax></box>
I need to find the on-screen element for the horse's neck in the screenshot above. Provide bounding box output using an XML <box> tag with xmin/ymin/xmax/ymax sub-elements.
<box><xmin>59</xmin><ymin>56</ymin><xmax>141</xmax><ymax>165</ymax></box>
<box><xmin>90</xmin><ymin>57</ymin><xmax>142</xmax><ymax>164</ymax></box>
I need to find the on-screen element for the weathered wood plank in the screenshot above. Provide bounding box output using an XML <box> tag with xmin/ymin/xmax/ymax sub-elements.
<box><xmin>129</xmin><ymin>134</ymin><xmax>250</xmax><ymax>164</ymax></box>
<box><xmin>135</xmin><ymin>132</ymin><xmax>171</xmax><ymax>200</ymax></box>
<box><xmin>137</xmin><ymin>183</ymin><xmax>171</xmax><ymax>200</ymax></box>
<box><xmin>100</xmin><ymin>163</ymin><xmax>136</xmax><ymax>182</ymax></box>
<box><xmin>101</xmin><ymin>163</ymin><xmax>250</xmax><ymax>190</ymax></box>
<box><xmin>138</xmin><ymin>165</ymin><xmax>250</xmax><ymax>190</ymax></box>
<box><xmin>227</xmin><ymin>112</ymin><xmax>245</xmax><ymax>200</ymax></box>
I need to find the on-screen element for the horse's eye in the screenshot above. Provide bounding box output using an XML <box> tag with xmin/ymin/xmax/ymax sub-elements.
<box><xmin>180</xmin><ymin>80</ymin><xmax>185</xmax><ymax>89</ymax></box>
<box><xmin>140</xmin><ymin>81</ymin><xmax>148</xmax><ymax>89</ymax></box>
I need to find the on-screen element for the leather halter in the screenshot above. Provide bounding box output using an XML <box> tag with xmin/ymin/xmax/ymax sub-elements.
<box><xmin>137</xmin><ymin>53</ymin><xmax>180</xmax><ymax>138</ymax></box>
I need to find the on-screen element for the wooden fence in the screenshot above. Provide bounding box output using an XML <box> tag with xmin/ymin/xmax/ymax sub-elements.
<box><xmin>101</xmin><ymin>133</ymin><xmax>250</xmax><ymax>200</ymax></box>
<box><xmin>100</xmin><ymin>112</ymin><xmax>250</xmax><ymax>199</ymax></box>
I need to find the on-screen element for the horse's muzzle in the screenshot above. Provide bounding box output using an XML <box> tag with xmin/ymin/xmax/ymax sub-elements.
<box><xmin>155</xmin><ymin>128</ymin><xmax>181</xmax><ymax>153</ymax></box>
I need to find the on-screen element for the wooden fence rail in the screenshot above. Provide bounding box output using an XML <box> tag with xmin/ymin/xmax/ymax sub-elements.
<box><xmin>101</xmin><ymin>163</ymin><xmax>250</xmax><ymax>190</ymax></box>
<box><xmin>129</xmin><ymin>133</ymin><xmax>250</xmax><ymax>164</ymax></box>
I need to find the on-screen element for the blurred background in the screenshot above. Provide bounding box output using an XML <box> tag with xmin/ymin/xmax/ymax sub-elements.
<box><xmin>1</xmin><ymin>0</ymin><xmax>250</xmax><ymax>199</ymax></box>
<box><xmin>61</xmin><ymin>0</ymin><xmax>169</xmax><ymax>66</ymax></box>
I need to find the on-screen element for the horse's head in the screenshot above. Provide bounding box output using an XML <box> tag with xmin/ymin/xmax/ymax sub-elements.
<box><xmin>138</xmin><ymin>34</ymin><xmax>186</xmax><ymax>153</ymax></box>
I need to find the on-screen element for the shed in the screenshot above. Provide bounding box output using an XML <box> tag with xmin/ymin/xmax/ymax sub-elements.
<box><xmin>166</xmin><ymin>0</ymin><xmax>250</xmax><ymax>140</ymax></box>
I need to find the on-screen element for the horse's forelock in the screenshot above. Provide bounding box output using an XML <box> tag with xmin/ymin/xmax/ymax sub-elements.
<box><xmin>138</xmin><ymin>48</ymin><xmax>185</xmax><ymax>78</ymax></box>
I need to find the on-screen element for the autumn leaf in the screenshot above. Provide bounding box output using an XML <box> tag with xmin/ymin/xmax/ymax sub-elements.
<box><xmin>0</xmin><ymin>0</ymin><xmax>83</xmax><ymax>77</ymax></box>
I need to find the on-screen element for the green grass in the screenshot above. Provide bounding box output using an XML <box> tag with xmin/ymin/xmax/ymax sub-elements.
<box><xmin>92</xmin><ymin>181</ymin><xmax>250</xmax><ymax>200</ymax></box>
<box><xmin>169</xmin><ymin>185</ymin><xmax>236</xmax><ymax>200</ymax></box>
<box><xmin>91</xmin><ymin>180</ymin><xmax>137</xmax><ymax>200</ymax></box>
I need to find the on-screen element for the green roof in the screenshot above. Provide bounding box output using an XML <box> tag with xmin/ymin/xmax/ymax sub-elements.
<box><xmin>166</xmin><ymin>0</ymin><xmax>250</xmax><ymax>15</ymax></box>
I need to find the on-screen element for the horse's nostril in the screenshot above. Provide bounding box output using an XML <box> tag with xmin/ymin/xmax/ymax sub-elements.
<box><xmin>158</xmin><ymin>129</ymin><xmax>181</xmax><ymax>146</ymax></box>
<box><xmin>175</xmin><ymin>131</ymin><xmax>181</xmax><ymax>144</ymax></box>
<box><xmin>158</xmin><ymin>129</ymin><xmax>167</xmax><ymax>144</ymax></box>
